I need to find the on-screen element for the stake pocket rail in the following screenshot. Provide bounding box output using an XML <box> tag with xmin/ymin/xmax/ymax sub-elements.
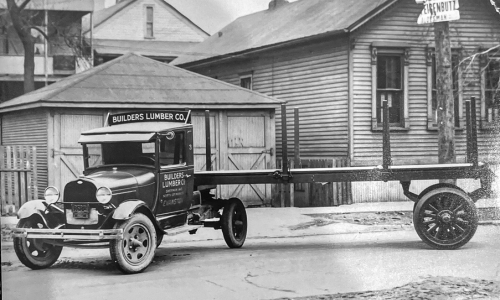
<box><xmin>195</xmin><ymin>98</ymin><xmax>495</xmax><ymax>204</ymax></box>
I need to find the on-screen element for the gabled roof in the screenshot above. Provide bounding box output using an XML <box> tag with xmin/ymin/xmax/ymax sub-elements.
<box><xmin>172</xmin><ymin>0</ymin><xmax>397</xmax><ymax>66</ymax></box>
<box><xmin>83</xmin><ymin>0</ymin><xmax>134</xmax><ymax>33</ymax></box>
<box><xmin>0</xmin><ymin>53</ymin><xmax>283</xmax><ymax>113</ymax></box>
<box><xmin>82</xmin><ymin>0</ymin><xmax>207</xmax><ymax>36</ymax></box>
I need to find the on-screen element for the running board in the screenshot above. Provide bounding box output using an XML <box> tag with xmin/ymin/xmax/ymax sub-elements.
<box><xmin>163</xmin><ymin>225</ymin><xmax>203</xmax><ymax>236</ymax></box>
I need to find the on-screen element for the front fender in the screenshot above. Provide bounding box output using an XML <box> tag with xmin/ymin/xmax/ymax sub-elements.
<box><xmin>112</xmin><ymin>200</ymin><xmax>148</xmax><ymax>220</ymax></box>
<box><xmin>17</xmin><ymin>200</ymin><xmax>47</xmax><ymax>220</ymax></box>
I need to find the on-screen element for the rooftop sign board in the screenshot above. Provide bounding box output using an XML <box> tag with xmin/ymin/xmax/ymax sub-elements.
<box><xmin>416</xmin><ymin>0</ymin><xmax>460</xmax><ymax>24</ymax></box>
<box><xmin>107</xmin><ymin>110</ymin><xmax>191</xmax><ymax>126</ymax></box>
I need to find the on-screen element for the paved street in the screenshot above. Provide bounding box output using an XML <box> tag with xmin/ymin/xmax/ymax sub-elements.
<box><xmin>2</xmin><ymin>225</ymin><xmax>500</xmax><ymax>300</ymax></box>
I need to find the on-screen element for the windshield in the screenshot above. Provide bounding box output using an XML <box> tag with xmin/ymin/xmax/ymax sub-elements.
<box><xmin>85</xmin><ymin>141</ymin><xmax>156</xmax><ymax>167</ymax></box>
<box><xmin>84</xmin><ymin>131</ymin><xmax>186</xmax><ymax>168</ymax></box>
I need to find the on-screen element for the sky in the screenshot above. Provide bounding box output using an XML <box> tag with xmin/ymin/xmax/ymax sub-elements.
<box><xmin>165</xmin><ymin>0</ymin><xmax>275</xmax><ymax>34</ymax></box>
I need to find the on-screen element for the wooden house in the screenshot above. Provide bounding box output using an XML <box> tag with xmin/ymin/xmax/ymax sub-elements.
<box><xmin>0</xmin><ymin>53</ymin><xmax>282</xmax><ymax>207</ymax></box>
<box><xmin>82</xmin><ymin>0</ymin><xmax>209</xmax><ymax>64</ymax></box>
<box><xmin>173</xmin><ymin>0</ymin><xmax>500</xmax><ymax>202</ymax></box>
<box><xmin>0</xmin><ymin>0</ymin><xmax>95</xmax><ymax>102</ymax></box>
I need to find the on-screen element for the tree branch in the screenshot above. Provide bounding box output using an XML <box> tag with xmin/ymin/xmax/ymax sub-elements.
<box><xmin>18</xmin><ymin>0</ymin><xmax>32</xmax><ymax>12</ymax></box>
<box><xmin>29</xmin><ymin>25</ymin><xmax>49</xmax><ymax>40</ymax></box>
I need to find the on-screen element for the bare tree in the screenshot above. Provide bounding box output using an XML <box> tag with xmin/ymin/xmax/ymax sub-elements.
<box><xmin>4</xmin><ymin>0</ymin><xmax>91</xmax><ymax>95</ymax></box>
<box><xmin>6</xmin><ymin>0</ymin><xmax>38</xmax><ymax>93</ymax></box>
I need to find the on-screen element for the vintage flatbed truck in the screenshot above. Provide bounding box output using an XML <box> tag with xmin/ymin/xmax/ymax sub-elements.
<box><xmin>12</xmin><ymin>99</ymin><xmax>496</xmax><ymax>274</ymax></box>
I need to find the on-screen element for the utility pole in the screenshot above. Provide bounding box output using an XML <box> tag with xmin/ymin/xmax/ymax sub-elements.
<box><xmin>434</xmin><ymin>21</ymin><xmax>455</xmax><ymax>165</ymax></box>
<box><xmin>417</xmin><ymin>0</ymin><xmax>460</xmax><ymax>165</ymax></box>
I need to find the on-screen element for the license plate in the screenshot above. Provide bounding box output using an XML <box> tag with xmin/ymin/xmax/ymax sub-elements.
<box><xmin>72</xmin><ymin>203</ymin><xmax>90</xmax><ymax>219</ymax></box>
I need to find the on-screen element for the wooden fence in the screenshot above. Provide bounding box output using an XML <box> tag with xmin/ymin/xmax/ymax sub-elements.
<box><xmin>0</xmin><ymin>146</ymin><xmax>38</xmax><ymax>215</ymax></box>
<box><xmin>275</xmin><ymin>158</ymin><xmax>352</xmax><ymax>207</ymax></box>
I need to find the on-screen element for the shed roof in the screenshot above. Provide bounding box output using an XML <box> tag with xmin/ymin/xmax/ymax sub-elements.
<box><xmin>0</xmin><ymin>53</ymin><xmax>283</xmax><ymax>113</ymax></box>
<box><xmin>172</xmin><ymin>0</ymin><xmax>396</xmax><ymax>66</ymax></box>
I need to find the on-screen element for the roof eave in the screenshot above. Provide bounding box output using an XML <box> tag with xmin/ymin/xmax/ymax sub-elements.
<box><xmin>177</xmin><ymin>29</ymin><xmax>348</xmax><ymax>69</ymax></box>
<box><xmin>0</xmin><ymin>101</ymin><xmax>284</xmax><ymax>114</ymax></box>
<box><xmin>346</xmin><ymin>0</ymin><xmax>399</xmax><ymax>32</ymax></box>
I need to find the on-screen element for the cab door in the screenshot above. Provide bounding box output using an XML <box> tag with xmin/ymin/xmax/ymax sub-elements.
<box><xmin>155</xmin><ymin>128</ymin><xmax>194</xmax><ymax>229</ymax></box>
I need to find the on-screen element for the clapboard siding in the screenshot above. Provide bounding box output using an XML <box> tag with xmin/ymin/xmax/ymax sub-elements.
<box><xmin>93</xmin><ymin>0</ymin><xmax>206</xmax><ymax>42</ymax></box>
<box><xmin>1</xmin><ymin>110</ymin><xmax>48</xmax><ymax>197</ymax></box>
<box><xmin>194</xmin><ymin>37</ymin><xmax>349</xmax><ymax>159</ymax></box>
<box><xmin>351</xmin><ymin>0</ymin><xmax>500</xmax><ymax>166</ymax></box>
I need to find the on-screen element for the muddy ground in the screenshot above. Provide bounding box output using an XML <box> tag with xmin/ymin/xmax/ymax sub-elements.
<box><xmin>289</xmin><ymin>207</ymin><xmax>499</xmax><ymax>230</ymax></box>
<box><xmin>271</xmin><ymin>276</ymin><xmax>500</xmax><ymax>299</ymax></box>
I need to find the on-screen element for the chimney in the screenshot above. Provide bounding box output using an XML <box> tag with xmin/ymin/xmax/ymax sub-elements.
<box><xmin>268</xmin><ymin>0</ymin><xmax>289</xmax><ymax>10</ymax></box>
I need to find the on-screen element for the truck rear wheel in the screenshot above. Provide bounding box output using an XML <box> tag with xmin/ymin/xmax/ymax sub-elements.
<box><xmin>110</xmin><ymin>213</ymin><xmax>157</xmax><ymax>274</ymax></box>
<box><xmin>221</xmin><ymin>198</ymin><xmax>247</xmax><ymax>248</ymax></box>
<box><xmin>413</xmin><ymin>187</ymin><xmax>478</xmax><ymax>250</ymax></box>
<box><xmin>13</xmin><ymin>216</ymin><xmax>63</xmax><ymax>270</ymax></box>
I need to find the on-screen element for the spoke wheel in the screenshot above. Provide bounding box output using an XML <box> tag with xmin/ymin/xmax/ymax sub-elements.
<box><xmin>13</xmin><ymin>216</ymin><xmax>63</xmax><ymax>270</ymax></box>
<box><xmin>414</xmin><ymin>187</ymin><xmax>478</xmax><ymax>250</ymax></box>
<box><xmin>110</xmin><ymin>213</ymin><xmax>157</xmax><ymax>274</ymax></box>
<box><xmin>221</xmin><ymin>198</ymin><xmax>248</xmax><ymax>248</ymax></box>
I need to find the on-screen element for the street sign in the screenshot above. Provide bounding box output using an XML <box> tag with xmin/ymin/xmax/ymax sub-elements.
<box><xmin>417</xmin><ymin>0</ymin><xmax>460</xmax><ymax>24</ymax></box>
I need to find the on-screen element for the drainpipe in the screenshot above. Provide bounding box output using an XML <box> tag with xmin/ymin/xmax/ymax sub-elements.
<box><xmin>347</xmin><ymin>34</ymin><xmax>354</xmax><ymax>163</ymax></box>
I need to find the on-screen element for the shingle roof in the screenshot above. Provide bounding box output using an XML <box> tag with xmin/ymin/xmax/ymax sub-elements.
<box><xmin>172</xmin><ymin>0</ymin><xmax>395</xmax><ymax>66</ymax></box>
<box><xmin>0</xmin><ymin>53</ymin><xmax>283</xmax><ymax>113</ymax></box>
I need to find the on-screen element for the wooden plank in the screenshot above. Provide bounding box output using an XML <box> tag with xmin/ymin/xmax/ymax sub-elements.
<box><xmin>0</xmin><ymin>146</ymin><xmax>5</xmax><ymax>213</ymax></box>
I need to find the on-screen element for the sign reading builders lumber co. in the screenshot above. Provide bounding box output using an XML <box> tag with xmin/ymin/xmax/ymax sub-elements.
<box><xmin>107</xmin><ymin>110</ymin><xmax>191</xmax><ymax>126</ymax></box>
<box><xmin>416</xmin><ymin>0</ymin><xmax>460</xmax><ymax>24</ymax></box>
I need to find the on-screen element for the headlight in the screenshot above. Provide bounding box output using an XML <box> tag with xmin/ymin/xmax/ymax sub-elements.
<box><xmin>44</xmin><ymin>187</ymin><xmax>60</xmax><ymax>204</ymax></box>
<box><xmin>96</xmin><ymin>187</ymin><xmax>112</xmax><ymax>204</ymax></box>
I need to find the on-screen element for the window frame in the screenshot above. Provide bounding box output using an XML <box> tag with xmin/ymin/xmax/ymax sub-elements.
<box><xmin>480</xmin><ymin>50</ymin><xmax>500</xmax><ymax>129</ymax></box>
<box><xmin>159</xmin><ymin>131</ymin><xmax>187</xmax><ymax>168</ymax></box>
<box><xmin>239</xmin><ymin>72</ymin><xmax>253</xmax><ymax>90</ymax></box>
<box><xmin>371</xmin><ymin>44</ymin><xmax>410</xmax><ymax>131</ymax></box>
<box><xmin>144</xmin><ymin>5</ymin><xmax>155</xmax><ymax>39</ymax></box>
<box><xmin>426</xmin><ymin>47</ymin><xmax>463</xmax><ymax>130</ymax></box>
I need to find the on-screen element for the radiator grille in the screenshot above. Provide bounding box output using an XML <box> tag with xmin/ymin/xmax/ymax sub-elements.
<box><xmin>64</xmin><ymin>180</ymin><xmax>96</xmax><ymax>202</ymax></box>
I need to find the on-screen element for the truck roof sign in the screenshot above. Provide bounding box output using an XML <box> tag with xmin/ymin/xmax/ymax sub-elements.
<box><xmin>107</xmin><ymin>110</ymin><xmax>191</xmax><ymax>126</ymax></box>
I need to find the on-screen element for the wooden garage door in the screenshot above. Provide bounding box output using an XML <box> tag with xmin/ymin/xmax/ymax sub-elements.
<box><xmin>192</xmin><ymin>112</ymin><xmax>219</xmax><ymax>171</ymax></box>
<box><xmin>219</xmin><ymin>111</ymin><xmax>275</xmax><ymax>206</ymax></box>
<box><xmin>52</xmin><ymin>113</ymin><xmax>104</xmax><ymax>190</ymax></box>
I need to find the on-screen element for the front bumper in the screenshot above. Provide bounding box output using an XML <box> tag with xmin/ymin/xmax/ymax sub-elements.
<box><xmin>12</xmin><ymin>228</ymin><xmax>123</xmax><ymax>240</ymax></box>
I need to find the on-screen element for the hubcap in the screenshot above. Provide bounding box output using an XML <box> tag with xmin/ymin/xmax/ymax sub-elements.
<box><xmin>122</xmin><ymin>224</ymin><xmax>151</xmax><ymax>264</ymax></box>
<box><xmin>418</xmin><ymin>193</ymin><xmax>474</xmax><ymax>244</ymax></box>
<box><xmin>438</xmin><ymin>211</ymin><xmax>453</xmax><ymax>223</ymax></box>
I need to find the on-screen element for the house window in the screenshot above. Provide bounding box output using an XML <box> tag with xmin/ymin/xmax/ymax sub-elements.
<box><xmin>371</xmin><ymin>44</ymin><xmax>410</xmax><ymax>130</ymax></box>
<box><xmin>145</xmin><ymin>6</ymin><xmax>154</xmax><ymax>38</ymax></box>
<box><xmin>240</xmin><ymin>74</ymin><xmax>253</xmax><ymax>90</ymax></box>
<box><xmin>427</xmin><ymin>48</ymin><xmax>462</xmax><ymax>129</ymax></box>
<box><xmin>483</xmin><ymin>55</ymin><xmax>500</xmax><ymax>124</ymax></box>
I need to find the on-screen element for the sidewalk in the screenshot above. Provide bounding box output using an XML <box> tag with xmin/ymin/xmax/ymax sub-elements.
<box><xmin>2</xmin><ymin>198</ymin><xmax>499</xmax><ymax>246</ymax></box>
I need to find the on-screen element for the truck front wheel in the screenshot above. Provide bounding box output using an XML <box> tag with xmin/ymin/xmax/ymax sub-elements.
<box><xmin>110</xmin><ymin>213</ymin><xmax>157</xmax><ymax>274</ymax></box>
<box><xmin>13</xmin><ymin>216</ymin><xmax>63</xmax><ymax>270</ymax></box>
<box><xmin>221</xmin><ymin>198</ymin><xmax>247</xmax><ymax>248</ymax></box>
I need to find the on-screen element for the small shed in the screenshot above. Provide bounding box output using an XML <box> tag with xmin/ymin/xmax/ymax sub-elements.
<box><xmin>0</xmin><ymin>53</ymin><xmax>283</xmax><ymax>206</ymax></box>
